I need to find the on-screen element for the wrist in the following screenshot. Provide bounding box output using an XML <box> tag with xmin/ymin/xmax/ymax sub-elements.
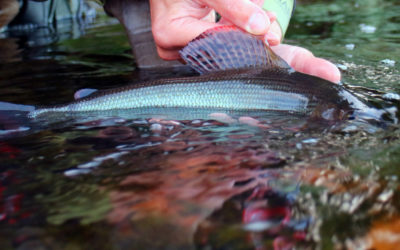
<box><xmin>262</xmin><ymin>0</ymin><xmax>295</xmax><ymax>39</ymax></box>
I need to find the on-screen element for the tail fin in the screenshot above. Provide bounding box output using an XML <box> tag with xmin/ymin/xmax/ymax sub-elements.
<box><xmin>0</xmin><ymin>102</ymin><xmax>35</xmax><ymax>112</ymax></box>
<box><xmin>0</xmin><ymin>102</ymin><xmax>35</xmax><ymax>137</ymax></box>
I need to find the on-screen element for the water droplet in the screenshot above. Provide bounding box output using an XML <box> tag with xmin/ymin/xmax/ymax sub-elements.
<box><xmin>345</xmin><ymin>44</ymin><xmax>355</xmax><ymax>50</ymax></box>
<box><xmin>337</xmin><ymin>64</ymin><xmax>348</xmax><ymax>71</ymax></box>
<box><xmin>302</xmin><ymin>138</ymin><xmax>318</xmax><ymax>144</ymax></box>
<box><xmin>359</xmin><ymin>24</ymin><xmax>376</xmax><ymax>33</ymax></box>
<box><xmin>64</xmin><ymin>169</ymin><xmax>91</xmax><ymax>176</ymax></box>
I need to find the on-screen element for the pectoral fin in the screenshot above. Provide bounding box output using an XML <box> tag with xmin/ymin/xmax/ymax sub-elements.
<box><xmin>74</xmin><ymin>88</ymin><xmax>98</xmax><ymax>100</ymax></box>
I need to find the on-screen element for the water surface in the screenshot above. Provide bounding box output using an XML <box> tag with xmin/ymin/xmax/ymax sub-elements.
<box><xmin>0</xmin><ymin>1</ymin><xmax>400</xmax><ymax>249</ymax></box>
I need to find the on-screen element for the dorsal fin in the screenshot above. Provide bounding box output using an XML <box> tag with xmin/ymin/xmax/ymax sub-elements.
<box><xmin>179</xmin><ymin>26</ymin><xmax>291</xmax><ymax>74</ymax></box>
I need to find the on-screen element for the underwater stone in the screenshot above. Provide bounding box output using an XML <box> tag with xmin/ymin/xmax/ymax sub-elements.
<box><xmin>380</xmin><ymin>59</ymin><xmax>396</xmax><ymax>67</ymax></box>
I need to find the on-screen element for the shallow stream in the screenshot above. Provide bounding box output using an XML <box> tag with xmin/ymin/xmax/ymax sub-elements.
<box><xmin>0</xmin><ymin>0</ymin><xmax>399</xmax><ymax>249</ymax></box>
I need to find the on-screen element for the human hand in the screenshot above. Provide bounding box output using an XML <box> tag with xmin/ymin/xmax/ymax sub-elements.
<box><xmin>272</xmin><ymin>44</ymin><xmax>341</xmax><ymax>83</ymax></box>
<box><xmin>149</xmin><ymin>0</ymin><xmax>341</xmax><ymax>83</ymax></box>
<box><xmin>150</xmin><ymin>0</ymin><xmax>277</xmax><ymax>60</ymax></box>
<box><xmin>0</xmin><ymin>0</ymin><xmax>19</xmax><ymax>28</ymax></box>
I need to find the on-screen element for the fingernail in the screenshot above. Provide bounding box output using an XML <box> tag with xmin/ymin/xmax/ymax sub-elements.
<box><xmin>246</xmin><ymin>12</ymin><xmax>269</xmax><ymax>34</ymax></box>
<box><xmin>264</xmin><ymin>32</ymin><xmax>280</xmax><ymax>45</ymax></box>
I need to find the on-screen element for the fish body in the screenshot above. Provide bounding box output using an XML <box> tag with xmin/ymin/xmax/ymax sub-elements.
<box><xmin>26</xmin><ymin>26</ymin><xmax>377</xmax><ymax>121</ymax></box>
<box><xmin>28</xmin><ymin>69</ymin><xmax>355</xmax><ymax>120</ymax></box>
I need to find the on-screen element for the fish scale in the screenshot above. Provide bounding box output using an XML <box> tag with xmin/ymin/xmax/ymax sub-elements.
<box><xmin>29</xmin><ymin>75</ymin><xmax>315</xmax><ymax>118</ymax></box>
<box><xmin>26</xmin><ymin>27</ymin><xmax>378</xmax><ymax>121</ymax></box>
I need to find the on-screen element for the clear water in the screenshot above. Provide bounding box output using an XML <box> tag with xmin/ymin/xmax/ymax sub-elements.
<box><xmin>0</xmin><ymin>0</ymin><xmax>399</xmax><ymax>249</ymax></box>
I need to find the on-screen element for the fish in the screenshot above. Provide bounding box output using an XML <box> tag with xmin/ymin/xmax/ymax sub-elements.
<box><xmin>5</xmin><ymin>27</ymin><xmax>385</xmax><ymax>123</ymax></box>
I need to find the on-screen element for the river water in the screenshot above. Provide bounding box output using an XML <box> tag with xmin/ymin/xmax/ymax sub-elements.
<box><xmin>0</xmin><ymin>0</ymin><xmax>399</xmax><ymax>249</ymax></box>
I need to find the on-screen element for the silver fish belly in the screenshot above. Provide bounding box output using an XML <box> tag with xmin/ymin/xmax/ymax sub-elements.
<box><xmin>28</xmin><ymin>78</ymin><xmax>312</xmax><ymax>118</ymax></box>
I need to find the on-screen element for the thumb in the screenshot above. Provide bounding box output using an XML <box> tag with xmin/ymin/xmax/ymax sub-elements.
<box><xmin>205</xmin><ymin>0</ymin><xmax>270</xmax><ymax>35</ymax></box>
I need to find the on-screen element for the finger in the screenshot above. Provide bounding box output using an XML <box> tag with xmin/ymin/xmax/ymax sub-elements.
<box><xmin>156</xmin><ymin>46</ymin><xmax>181</xmax><ymax>61</ymax></box>
<box><xmin>150</xmin><ymin>0</ymin><xmax>219</xmax><ymax>51</ymax></box>
<box><xmin>272</xmin><ymin>44</ymin><xmax>341</xmax><ymax>83</ymax></box>
<box><xmin>154</xmin><ymin>17</ymin><xmax>221</xmax><ymax>51</ymax></box>
<box><xmin>264</xmin><ymin>20</ymin><xmax>282</xmax><ymax>46</ymax></box>
<box><xmin>205</xmin><ymin>0</ymin><xmax>270</xmax><ymax>35</ymax></box>
<box><xmin>239</xmin><ymin>116</ymin><xmax>272</xmax><ymax>129</ymax></box>
<box><xmin>265</xmin><ymin>11</ymin><xmax>277</xmax><ymax>23</ymax></box>
<box><xmin>303</xmin><ymin>57</ymin><xmax>341</xmax><ymax>83</ymax></box>
<box><xmin>202</xmin><ymin>8</ymin><xmax>216</xmax><ymax>23</ymax></box>
<box><xmin>218</xmin><ymin>16</ymin><xmax>232</xmax><ymax>25</ymax></box>
<box><xmin>249</xmin><ymin>0</ymin><xmax>264</xmax><ymax>6</ymax></box>
<box><xmin>154</xmin><ymin>16</ymin><xmax>223</xmax><ymax>51</ymax></box>
<box><xmin>219</xmin><ymin>11</ymin><xmax>277</xmax><ymax>32</ymax></box>
<box><xmin>209</xmin><ymin>113</ymin><xmax>237</xmax><ymax>123</ymax></box>
<box><xmin>219</xmin><ymin>10</ymin><xmax>280</xmax><ymax>45</ymax></box>
<box><xmin>249</xmin><ymin>0</ymin><xmax>276</xmax><ymax>24</ymax></box>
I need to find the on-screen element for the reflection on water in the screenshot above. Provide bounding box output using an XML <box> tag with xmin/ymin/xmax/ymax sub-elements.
<box><xmin>0</xmin><ymin>1</ymin><xmax>400</xmax><ymax>249</ymax></box>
